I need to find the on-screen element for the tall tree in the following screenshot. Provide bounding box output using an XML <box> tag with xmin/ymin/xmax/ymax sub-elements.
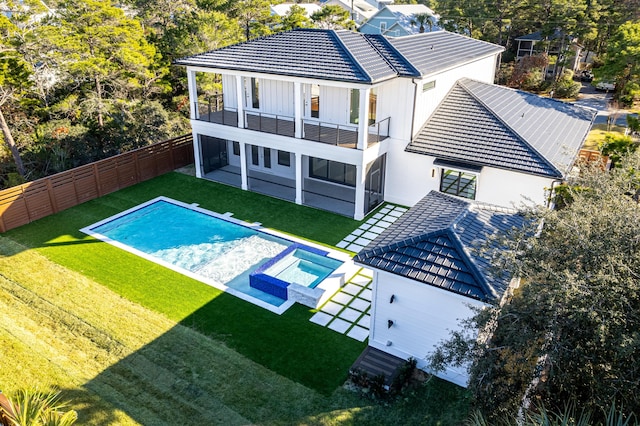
<box><xmin>310</xmin><ymin>5</ymin><xmax>355</xmax><ymax>30</ymax></box>
<box><xmin>278</xmin><ymin>4</ymin><xmax>313</xmax><ymax>31</ymax></box>
<box><xmin>230</xmin><ymin>0</ymin><xmax>275</xmax><ymax>41</ymax></box>
<box><xmin>597</xmin><ymin>20</ymin><xmax>640</xmax><ymax>106</ymax></box>
<box><xmin>429</xmin><ymin>152</ymin><xmax>640</xmax><ymax>421</ymax></box>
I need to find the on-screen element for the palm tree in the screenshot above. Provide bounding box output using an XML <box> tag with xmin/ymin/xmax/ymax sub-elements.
<box><xmin>412</xmin><ymin>13</ymin><xmax>434</xmax><ymax>33</ymax></box>
<box><xmin>0</xmin><ymin>389</ymin><xmax>77</xmax><ymax>426</ymax></box>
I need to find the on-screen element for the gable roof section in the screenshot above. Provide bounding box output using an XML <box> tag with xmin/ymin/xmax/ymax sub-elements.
<box><xmin>407</xmin><ymin>78</ymin><xmax>596</xmax><ymax>177</ymax></box>
<box><xmin>354</xmin><ymin>191</ymin><xmax>525</xmax><ymax>301</ymax></box>
<box><xmin>389</xmin><ymin>32</ymin><xmax>504</xmax><ymax>76</ymax></box>
<box><xmin>175</xmin><ymin>29</ymin><xmax>503</xmax><ymax>83</ymax></box>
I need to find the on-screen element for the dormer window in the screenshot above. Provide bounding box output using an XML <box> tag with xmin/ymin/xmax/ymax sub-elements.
<box><xmin>380</xmin><ymin>22</ymin><xmax>387</xmax><ymax>33</ymax></box>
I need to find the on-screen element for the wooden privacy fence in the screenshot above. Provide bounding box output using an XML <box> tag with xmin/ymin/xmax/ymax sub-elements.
<box><xmin>0</xmin><ymin>134</ymin><xmax>194</xmax><ymax>233</ymax></box>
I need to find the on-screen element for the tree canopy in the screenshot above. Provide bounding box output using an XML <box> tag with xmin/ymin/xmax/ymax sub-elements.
<box><xmin>430</xmin><ymin>151</ymin><xmax>640</xmax><ymax>421</ymax></box>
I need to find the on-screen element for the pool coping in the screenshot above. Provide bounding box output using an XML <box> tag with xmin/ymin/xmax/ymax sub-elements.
<box><xmin>80</xmin><ymin>196</ymin><xmax>353</xmax><ymax>315</ymax></box>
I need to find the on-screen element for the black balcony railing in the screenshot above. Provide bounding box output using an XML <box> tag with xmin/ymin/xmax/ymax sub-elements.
<box><xmin>367</xmin><ymin>117</ymin><xmax>391</xmax><ymax>146</ymax></box>
<box><xmin>195</xmin><ymin>94</ymin><xmax>238</xmax><ymax>127</ymax></box>
<box><xmin>302</xmin><ymin>120</ymin><xmax>359</xmax><ymax>148</ymax></box>
<box><xmin>244</xmin><ymin>111</ymin><xmax>295</xmax><ymax>137</ymax></box>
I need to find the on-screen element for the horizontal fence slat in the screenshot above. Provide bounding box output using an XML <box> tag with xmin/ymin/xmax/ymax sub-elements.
<box><xmin>0</xmin><ymin>134</ymin><xmax>194</xmax><ymax>233</ymax></box>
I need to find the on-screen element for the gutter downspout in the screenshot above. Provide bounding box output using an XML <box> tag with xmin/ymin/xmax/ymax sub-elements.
<box><xmin>410</xmin><ymin>78</ymin><xmax>420</xmax><ymax>140</ymax></box>
<box><xmin>546</xmin><ymin>179</ymin><xmax>563</xmax><ymax>209</ymax></box>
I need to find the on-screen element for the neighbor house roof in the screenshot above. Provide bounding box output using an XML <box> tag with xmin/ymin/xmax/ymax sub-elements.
<box><xmin>174</xmin><ymin>29</ymin><xmax>503</xmax><ymax>84</ymax></box>
<box><xmin>406</xmin><ymin>78</ymin><xmax>597</xmax><ymax>178</ymax></box>
<box><xmin>385</xmin><ymin>4</ymin><xmax>439</xmax><ymax>35</ymax></box>
<box><xmin>354</xmin><ymin>191</ymin><xmax>526</xmax><ymax>302</ymax></box>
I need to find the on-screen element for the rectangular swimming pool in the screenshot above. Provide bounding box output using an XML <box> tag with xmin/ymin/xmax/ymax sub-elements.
<box><xmin>81</xmin><ymin>197</ymin><xmax>349</xmax><ymax>314</ymax></box>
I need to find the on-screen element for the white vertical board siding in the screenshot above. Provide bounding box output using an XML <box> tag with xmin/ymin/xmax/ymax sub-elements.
<box><xmin>375</xmin><ymin>79</ymin><xmax>415</xmax><ymax>141</ymax></box>
<box><xmin>477</xmin><ymin>167</ymin><xmax>553</xmax><ymax>207</ymax></box>
<box><xmin>369</xmin><ymin>270</ymin><xmax>486</xmax><ymax>387</ymax></box>
<box><xmin>260</xmin><ymin>79</ymin><xmax>294</xmax><ymax>116</ymax></box>
<box><xmin>320</xmin><ymin>86</ymin><xmax>349</xmax><ymax>124</ymax></box>
<box><xmin>222</xmin><ymin>74</ymin><xmax>238</xmax><ymax>109</ymax></box>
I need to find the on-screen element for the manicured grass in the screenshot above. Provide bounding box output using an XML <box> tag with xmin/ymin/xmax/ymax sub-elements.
<box><xmin>1</xmin><ymin>172</ymin><xmax>472</xmax><ymax>424</ymax></box>
<box><xmin>583</xmin><ymin>123</ymin><xmax>626</xmax><ymax>150</ymax></box>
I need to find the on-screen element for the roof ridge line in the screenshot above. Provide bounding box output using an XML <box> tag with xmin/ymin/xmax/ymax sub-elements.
<box><xmin>447</xmin><ymin>229</ymin><xmax>499</xmax><ymax>301</ymax></box>
<box><xmin>331</xmin><ymin>30</ymin><xmax>373</xmax><ymax>83</ymax></box>
<box><xmin>457</xmin><ymin>78</ymin><xmax>564</xmax><ymax>178</ymax></box>
<box><xmin>365</xmin><ymin>34</ymin><xmax>421</xmax><ymax>77</ymax></box>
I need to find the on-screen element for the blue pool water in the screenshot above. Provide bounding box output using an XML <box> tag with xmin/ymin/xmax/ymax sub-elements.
<box><xmin>83</xmin><ymin>197</ymin><xmax>345</xmax><ymax>313</ymax></box>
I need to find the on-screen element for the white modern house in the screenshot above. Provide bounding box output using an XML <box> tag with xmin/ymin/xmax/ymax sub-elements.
<box><xmin>176</xmin><ymin>28</ymin><xmax>597</xmax><ymax>388</ymax></box>
<box><xmin>358</xmin><ymin>4</ymin><xmax>440</xmax><ymax>36</ymax></box>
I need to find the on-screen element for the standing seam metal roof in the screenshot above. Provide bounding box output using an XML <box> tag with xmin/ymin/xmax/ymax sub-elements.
<box><xmin>354</xmin><ymin>191</ymin><xmax>526</xmax><ymax>301</ymax></box>
<box><xmin>174</xmin><ymin>29</ymin><xmax>504</xmax><ymax>83</ymax></box>
<box><xmin>407</xmin><ymin>78</ymin><xmax>597</xmax><ymax>177</ymax></box>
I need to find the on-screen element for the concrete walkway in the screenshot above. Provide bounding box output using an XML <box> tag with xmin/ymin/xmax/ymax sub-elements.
<box><xmin>310</xmin><ymin>203</ymin><xmax>409</xmax><ymax>342</ymax></box>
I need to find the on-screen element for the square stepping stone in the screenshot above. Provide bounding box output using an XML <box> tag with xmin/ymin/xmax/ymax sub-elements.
<box><xmin>347</xmin><ymin>326</ymin><xmax>369</xmax><ymax>342</ymax></box>
<box><xmin>380</xmin><ymin>207</ymin><xmax>392</xmax><ymax>214</ymax></box>
<box><xmin>396</xmin><ymin>207</ymin><xmax>408</xmax><ymax>212</ymax></box>
<box><xmin>365</xmin><ymin>218</ymin><xmax>378</xmax><ymax>225</ymax></box>
<box><xmin>343</xmin><ymin>234</ymin><xmax>356</xmax><ymax>242</ymax></box>
<box><xmin>362</xmin><ymin>231</ymin><xmax>378</xmax><ymax>240</ymax></box>
<box><xmin>328</xmin><ymin>318</ymin><xmax>351</xmax><ymax>333</ymax></box>
<box><xmin>376</xmin><ymin>221</ymin><xmax>392</xmax><ymax>228</ymax></box>
<box><xmin>354</xmin><ymin>237</ymin><xmax>372</xmax><ymax>246</ymax></box>
<box><xmin>321</xmin><ymin>301</ymin><xmax>343</xmax><ymax>315</ymax></box>
<box><xmin>357</xmin><ymin>314</ymin><xmax>371</xmax><ymax>328</ymax></box>
<box><xmin>342</xmin><ymin>283</ymin><xmax>363</xmax><ymax>295</ymax></box>
<box><xmin>372</xmin><ymin>213</ymin><xmax>384</xmax><ymax>219</ymax></box>
<box><xmin>369</xmin><ymin>226</ymin><xmax>385</xmax><ymax>234</ymax></box>
<box><xmin>332</xmin><ymin>292</ymin><xmax>353</xmax><ymax>305</ymax></box>
<box><xmin>360</xmin><ymin>288</ymin><xmax>373</xmax><ymax>301</ymax></box>
<box><xmin>309</xmin><ymin>312</ymin><xmax>333</xmax><ymax>326</ymax></box>
<box><xmin>349</xmin><ymin>298</ymin><xmax>370</xmax><ymax>312</ymax></box>
<box><xmin>351</xmin><ymin>229</ymin><xmax>364</xmax><ymax>236</ymax></box>
<box><xmin>351</xmin><ymin>275</ymin><xmax>372</xmax><ymax>286</ymax></box>
<box><xmin>346</xmin><ymin>243</ymin><xmax>364</xmax><ymax>252</ymax></box>
<box><xmin>389</xmin><ymin>210</ymin><xmax>404</xmax><ymax>217</ymax></box>
<box><xmin>339</xmin><ymin>307</ymin><xmax>362</xmax><ymax>322</ymax></box>
<box><xmin>357</xmin><ymin>224</ymin><xmax>371</xmax><ymax>230</ymax></box>
<box><xmin>336</xmin><ymin>241</ymin><xmax>348</xmax><ymax>249</ymax></box>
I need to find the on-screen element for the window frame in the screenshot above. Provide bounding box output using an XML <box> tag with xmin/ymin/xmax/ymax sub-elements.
<box><xmin>439</xmin><ymin>168</ymin><xmax>478</xmax><ymax>200</ymax></box>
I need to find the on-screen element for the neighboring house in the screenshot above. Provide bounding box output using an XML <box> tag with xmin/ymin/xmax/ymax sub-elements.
<box><xmin>359</xmin><ymin>4</ymin><xmax>439</xmax><ymax>37</ymax></box>
<box><xmin>175</xmin><ymin>29</ymin><xmax>504</xmax><ymax>220</ymax></box>
<box><xmin>515</xmin><ymin>30</ymin><xmax>583</xmax><ymax>76</ymax></box>
<box><xmin>354</xmin><ymin>190</ymin><xmax>526</xmax><ymax>386</ymax></box>
<box><xmin>322</xmin><ymin>0</ymin><xmax>378</xmax><ymax>24</ymax></box>
<box><xmin>270</xmin><ymin>3</ymin><xmax>322</xmax><ymax>18</ymax></box>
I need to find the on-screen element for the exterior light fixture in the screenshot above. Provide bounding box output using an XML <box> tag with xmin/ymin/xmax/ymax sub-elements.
<box><xmin>390</xmin><ymin>294</ymin><xmax>395</xmax><ymax>303</ymax></box>
<box><xmin>388</xmin><ymin>320</ymin><xmax>394</xmax><ymax>328</ymax></box>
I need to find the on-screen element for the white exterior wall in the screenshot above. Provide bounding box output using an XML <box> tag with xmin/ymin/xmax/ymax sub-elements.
<box><xmin>222</xmin><ymin>75</ymin><xmax>237</xmax><ymax>108</ymax></box>
<box><xmin>369</xmin><ymin>270</ymin><xmax>486</xmax><ymax>387</ymax></box>
<box><xmin>258</xmin><ymin>79</ymin><xmax>295</xmax><ymax>116</ymax></box>
<box><xmin>384</xmin><ymin>152</ymin><xmax>555</xmax><ymax>208</ymax></box>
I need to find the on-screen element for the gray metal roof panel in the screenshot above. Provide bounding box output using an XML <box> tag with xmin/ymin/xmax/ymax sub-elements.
<box><xmin>334</xmin><ymin>31</ymin><xmax>399</xmax><ymax>82</ymax></box>
<box><xmin>354</xmin><ymin>191</ymin><xmax>526</xmax><ymax>301</ymax></box>
<box><xmin>389</xmin><ymin>31</ymin><xmax>504</xmax><ymax>76</ymax></box>
<box><xmin>175</xmin><ymin>29</ymin><xmax>373</xmax><ymax>83</ymax></box>
<box><xmin>362</xmin><ymin>34</ymin><xmax>420</xmax><ymax>77</ymax></box>
<box><xmin>407</xmin><ymin>79</ymin><xmax>596</xmax><ymax>177</ymax></box>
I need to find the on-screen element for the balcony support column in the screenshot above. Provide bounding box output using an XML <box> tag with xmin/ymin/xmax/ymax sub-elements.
<box><xmin>294</xmin><ymin>82</ymin><xmax>303</xmax><ymax>139</ymax></box>
<box><xmin>236</xmin><ymin>75</ymin><xmax>245</xmax><ymax>128</ymax></box>
<box><xmin>240</xmin><ymin>142</ymin><xmax>248</xmax><ymax>190</ymax></box>
<box><xmin>193</xmin><ymin>133</ymin><xmax>202</xmax><ymax>178</ymax></box>
<box><xmin>187</xmin><ymin>69</ymin><xmax>198</xmax><ymax>120</ymax></box>
<box><xmin>295</xmin><ymin>152</ymin><xmax>303</xmax><ymax>204</ymax></box>
<box><xmin>357</xmin><ymin>87</ymin><xmax>370</xmax><ymax>150</ymax></box>
<box><xmin>354</xmin><ymin>162</ymin><xmax>366</xmax><ymax>220</ymax></box>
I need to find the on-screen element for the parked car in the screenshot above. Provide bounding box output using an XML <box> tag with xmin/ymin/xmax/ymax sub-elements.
<box><xmin>579</xmin><ymin>70</ymin><xmax>594</xmax><ymax>82</ymax></box>
<box><xmin>595</xmin><ymin>81</ymin><xmax>616</xmax><ymax>91</ymax></box>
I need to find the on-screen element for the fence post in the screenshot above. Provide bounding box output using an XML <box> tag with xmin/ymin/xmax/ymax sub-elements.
<box><xmin>46</xmin><ymin>180</ymin><xmax>59</xmax><ymax>214</ymax></box>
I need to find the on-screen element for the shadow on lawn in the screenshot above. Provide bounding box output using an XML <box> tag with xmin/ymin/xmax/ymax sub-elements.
<box><xmin>79</xmin><ymin>293</ymin><xmax>367</xmax><ymax>425</ymax></box>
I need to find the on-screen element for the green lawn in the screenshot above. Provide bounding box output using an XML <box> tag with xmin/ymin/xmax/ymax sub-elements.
<box><xmin>1</xmin><ymin>172</ymin><xmax>471</xmax><ymax>424</ymax></box>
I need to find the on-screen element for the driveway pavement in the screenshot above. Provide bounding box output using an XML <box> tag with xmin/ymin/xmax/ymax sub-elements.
<box><xmin>573</xmin><ymin>82</ymin><xmax>629</xmax><ymax>126</ymax></box>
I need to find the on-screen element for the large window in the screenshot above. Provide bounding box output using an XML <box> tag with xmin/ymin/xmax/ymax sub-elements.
<box><xmin>263</xmin><ymin>148</ymin><xmax>271</xmax><ymax>169</ymax></box>
<box><xmin>310</xmin><ymin>84</ymin><xmax>320</xmax><ymax>118</ymax></box>
<box><xmin>251</xmin><ymin>145</ymin><xmax>259</xmax><ymax>166</ymax></box>
<box><xmin>309</xmin><ymin>157</ymin><xmax>356</xmax><ymax>187</ymax></box>
<box><xmin>349</xmin><ymin>89</ymin><xmax>360</xmax><ymax>124</ymax></box>
<box><xmin>368</xmin><ymin>88</ymin><xmax>377</xmax><ymax>125</ymax></box>
<box><xmin>232</xmin><ymin>141</ymin><xmax>240</xmax><ymax>156</ymax></box>
<box><xmin>440</xmin><ymin>169</ymin><xmax>477</xmax><ymax>199</ymax></box>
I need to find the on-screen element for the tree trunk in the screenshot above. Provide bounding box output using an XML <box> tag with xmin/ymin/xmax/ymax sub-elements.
<box><xmin>95</xmin><ymin>75</ymin><xmax>104</xmax><ymax>127</ymax></box>
<box><xmin>0</xmin><ymin>107</ymin><xmax>25</xmax><ymax>177</ymax></box>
